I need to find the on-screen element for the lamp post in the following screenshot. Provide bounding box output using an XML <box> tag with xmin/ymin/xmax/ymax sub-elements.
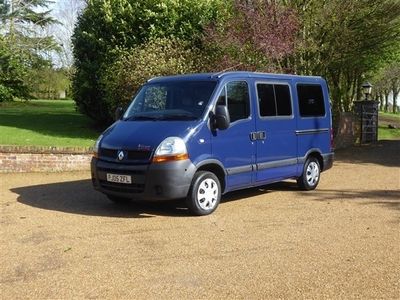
<box><xmin>361</xmin><ymin>82</ymin><xmax>373</xmax><ymax>101</ymax></box>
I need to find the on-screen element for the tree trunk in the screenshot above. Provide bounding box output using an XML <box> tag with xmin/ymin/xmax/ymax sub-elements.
<box><xmin>393</xmin><ymin>94</ymin><xmax>398</xmax><ymax>114</ymax></box>
<box><xmin>392</xmin><ymin>83</ymin><xmax>399</xmax><ymax>114</ymax></box>
<box><xmin>384</xmin><ymin>92</ymin><xmax>389</xmax><ymax>112</ymax></box>
<box><xmin>378</xmin><ymin>94</ymin><xmax>383</xmax><ymax>111</ymax></box>
<box><xmin>328</xmin><ymin>69</ymin><xmax>343</xmax><ymax>115</ymax></box>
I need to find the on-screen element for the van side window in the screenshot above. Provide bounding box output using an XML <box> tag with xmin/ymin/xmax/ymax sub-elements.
<box><xmin>297</xmin><ymin>84</ymin><xmax>325</xmax><ymax>117</ymax></box>
<box><xmin>257</xmin><ymin>83</ymin><xmax>292</xmax><ymax>117</ymax></box>
<box><xmin>217</xmin><ymin>81</ymin><xmax>250</xmax><ymax>122</ymax></box>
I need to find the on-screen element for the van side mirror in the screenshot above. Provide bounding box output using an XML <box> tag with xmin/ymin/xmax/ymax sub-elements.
<box><xmin>114</xmin><ymin>107</ymin><xmax>124</xmax><ymax>121</ymax></box>
<box><xmin>214</xmin><ymin>105</ymin><xmax>230</xmax><ymax>130</ymax></box>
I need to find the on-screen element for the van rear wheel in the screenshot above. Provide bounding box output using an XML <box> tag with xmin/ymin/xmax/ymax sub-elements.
<box><xmin>186</xmin><ymin>171</ymin><xmax>221</xmax><ymax>216</ymax></box>
<box><xmin>297</xmin><ymin>157</ymin><xmax>320</xmax><ymax>190</ymax></box>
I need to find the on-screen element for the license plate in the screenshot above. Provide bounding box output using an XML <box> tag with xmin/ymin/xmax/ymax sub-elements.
<box><xmin>106</xmin><ymin>173</ymin><xmax>132</xmax><ymax>184</ymax></box>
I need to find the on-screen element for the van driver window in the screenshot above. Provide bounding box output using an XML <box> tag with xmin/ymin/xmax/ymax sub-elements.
<box><xmin>217</xmin><ymin>81</ymin><xmax>250</xmax><ymax>122</ymax></box>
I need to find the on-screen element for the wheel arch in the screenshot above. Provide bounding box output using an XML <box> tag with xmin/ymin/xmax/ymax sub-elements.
<box><xmin>297</xmin><ymin>150</ymin><xmax>323</xmax><ymax>190</ymax></box>
<box><xmin>195</xmin><ymin>160</ymin><xmax>226</xmax><ymax>193</ymax></box>
<box><xmin>300</xmin><ymin>148</ymin><xmax>324</xmax><ymax>171</ymax></box>
<box><xmin>308</xmin><ymin>151</ymin><xmax>323</xmax><ymax>171</ymax></box>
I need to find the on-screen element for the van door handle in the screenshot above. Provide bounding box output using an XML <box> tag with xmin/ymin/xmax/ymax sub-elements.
<box><xmin>250</xmin><ymin>131</ymin><xmax>266</xmax><ymax>141</ymax></box>
<box><xmin>250</xmin><ymin>132</ymin><xmax>258</xmax><ymax>141</ymax></box>
<box><xmin>259</xmin><ymin>131</ymin><xmax>266</xmax><ymax>140</ymax></box>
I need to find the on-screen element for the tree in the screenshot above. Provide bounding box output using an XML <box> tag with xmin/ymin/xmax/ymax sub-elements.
<box><xmin>203</xmin><ymin>0</ymin><xmax>299</xmax><ymax>72</ymax></box>
<box><xmin>29</xmin><ymin>67</ymin><xmax>70</xmax><ymax>99</ymax></box>
<box><xmin>284</xmin><ymin>0</ymin><xmax>400</xmax><ymax>115</ymax></box>
<box><xmin>102</xmin><ymin>37</ymin><xmax>200</xmax><ymax>114</ymax></box>
<box><xmin>373</xmin><ymin>61</ymin><xmax>400</xmax><ymax>113</ymax></box>
<box><xmin>389</xmin><ymin>64</ymin><xmax>400</xmax><ymax>113</ymax></box>
<box><xmin>49</xmin><ymin>0</ymin><xmax>85</xmax><ymax>68</ymax></box>
<box><xmin>0</xmin><ymin>0</ymin><xmax>59</xmax><ymax>100</ymax></box>
<box><xmin>0</xmin><ymin>35</ymin><xmax>28</xmax><ymax>101</ymax></box>
<box><xmin>373</xmin><ymin>71</ymin><xmax>391</xmax><ymax>112</ymax></box>
<box><xmin>72</xmin><ymin>0</ymin><xmax>223</xmax><ymax>124</ymax></box>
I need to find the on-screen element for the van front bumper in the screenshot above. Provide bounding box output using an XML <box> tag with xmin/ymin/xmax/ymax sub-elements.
<box><xmin>91</xmin><ymin>158</ymin><xmax>196</xmax><ymax>201</ymax></box>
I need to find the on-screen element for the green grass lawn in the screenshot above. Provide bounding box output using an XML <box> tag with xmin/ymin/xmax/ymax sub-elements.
<box><xmin>0</xmin><ymin>100</ymin><xmax>101</xmax><ymax>147</ymax></box>
<box><xmin>378</xmin><ymin>111</ymin><xmax>400</xmax><ymax>140</ymax></box>
<box><xmin>379</xmin><ymin>111</ymin><xmax>400</xmax><ymax>119</ymax></box>
<box><xmin>378</xmin><ymin>126</ymin><xmax>400</xmax><ymax>140</ymax></box>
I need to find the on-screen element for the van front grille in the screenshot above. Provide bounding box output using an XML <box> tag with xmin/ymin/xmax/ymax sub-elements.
<box><xmin>99</xmin><ymin>148</ymin><xmax>152</xmax><ymax>162</ymax></box>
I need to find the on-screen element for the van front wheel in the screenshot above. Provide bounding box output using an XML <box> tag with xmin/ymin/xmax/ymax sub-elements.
<box><xmin>297</xmin><ymin>157</ymin><xmax>320</xmax><ymax>190</ymax></box>
<box><xmin>186</xmin><ymin>171</ymin><xmax>221</xmax><ymax>216</ymax></box>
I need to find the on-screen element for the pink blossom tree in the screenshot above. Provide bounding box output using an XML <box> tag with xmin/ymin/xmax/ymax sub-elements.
<box><xmin>203</xmin><ymin>0</ymin><xmax>299</xmax><ymax>72</ymax></box>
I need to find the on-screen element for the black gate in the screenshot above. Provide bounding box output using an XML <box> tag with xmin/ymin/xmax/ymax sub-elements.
<box><xmin>354</xmin><ymin>100</ymin><xmax>379</xmax><ymax>144</ymax></box>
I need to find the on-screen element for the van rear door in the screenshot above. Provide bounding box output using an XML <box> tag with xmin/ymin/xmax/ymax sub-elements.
<box><xmin>295</xmin><ymin>82</ymin><xmax>332</xmax><ymax>165</ymax></box>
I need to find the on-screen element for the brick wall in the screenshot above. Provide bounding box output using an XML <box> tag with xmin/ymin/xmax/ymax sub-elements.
<box><xmin>0</xmin><ymin>146</ymin><xmax>93</xmax><ymax>173</ymax></box>
<box><xmin>334</xmin><ymin>112</ymin><xmax>359</xmax><ymax>149</ymax></box>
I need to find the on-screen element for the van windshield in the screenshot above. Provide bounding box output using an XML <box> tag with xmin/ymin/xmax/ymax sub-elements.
<box><xmin>123</xmin><ymin>80</ymin><xmax>217</xmax><ymax>121</ymax></box>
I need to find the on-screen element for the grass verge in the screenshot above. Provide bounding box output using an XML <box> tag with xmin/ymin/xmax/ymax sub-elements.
<box><xmin>378</xmin><ymin>126</ymin><xmax>400</xmax><ymax>140</ymax></box>
<box><xmin>0</xmin><ymin>100</ymin><xmax>100</xmax><ymax>147</ymax></box>
<box><xmin>378</xmin><ymin>111</ymin><xmax>400</xmax><ymax>140</ymax></box>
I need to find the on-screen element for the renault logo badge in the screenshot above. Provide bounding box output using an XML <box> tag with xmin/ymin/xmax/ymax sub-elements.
<box><xmin>117</xmin><ymin>150</ymin><xmax>125</xmax><ymax>161</ymax></box>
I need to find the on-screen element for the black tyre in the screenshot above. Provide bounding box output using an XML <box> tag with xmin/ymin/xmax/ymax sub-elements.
<box><xmin>186</xmin><ymin>171</ymin><xmax>221</xmax><ymax>216</ymax></box>
<box><xmin>106</xmin><ymin>194</ymin><xmax>130</xmax><ymax>204</ymax></box>
<box><xmin>297</xmin><ymin>157</ymin><xmax>321</xmax><ymax>190</ymax></box>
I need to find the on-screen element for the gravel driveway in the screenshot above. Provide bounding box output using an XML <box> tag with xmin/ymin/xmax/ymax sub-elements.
<box><xmin>1</xmin><ymin>140</ymin><xmax>399</xmax><ymax>299</ymax></box>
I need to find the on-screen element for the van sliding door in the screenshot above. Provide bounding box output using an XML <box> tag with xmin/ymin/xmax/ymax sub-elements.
<box><xmin>255</xmin><ymin>81</ymin><xmax>297</xmax><ymax>182</ymax></box>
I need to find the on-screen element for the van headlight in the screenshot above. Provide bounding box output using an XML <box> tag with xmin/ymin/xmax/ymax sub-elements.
<box><xmin>152</xmin><ymin>137</ymin><xmax>189</xmax><ymax>163</ymax></box>
<box><xmin>93</xmin><ymin>134</ymin><xmax>103</xmax><ymax>158</ymax></box>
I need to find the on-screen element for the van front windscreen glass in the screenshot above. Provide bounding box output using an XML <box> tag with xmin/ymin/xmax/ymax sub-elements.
<box><xmin>123</xmin><ymin>81</ymin><xmax>217</xmax><ymax>121</ymax></box>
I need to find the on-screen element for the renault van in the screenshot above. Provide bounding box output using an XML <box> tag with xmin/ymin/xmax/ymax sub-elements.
<box><xmin>91</xmin><ymin>72</ymin><xmax>334</xmax><ymax>215</ymax></box>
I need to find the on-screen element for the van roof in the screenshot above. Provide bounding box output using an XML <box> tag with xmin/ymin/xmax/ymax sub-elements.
<box><xmin>147</xmin><ymin>71</ymin><xmax>324</xmax><ymax>83</ymax></box>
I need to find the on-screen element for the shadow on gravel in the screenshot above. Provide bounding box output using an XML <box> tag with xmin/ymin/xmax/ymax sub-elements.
<box><xmin>299</xmin><ymin>189</ymin><xmax>400</xmax><ymax>211</ymax></box>
<box><xmin>221</xmin><ymin>181</ymin><xmax>298</xmax><ymax>203</ymax></box>
<box><xmin>11</xmin><ymin>140</ymin><xmax>399</xmax><ymax>216</ymax></box>
<box><xmin>335</xmin><ymin>140</ymin><xmax>400</xmax><ymax>168</ymax></box>
<box><xmin>12</xmin><ymin>180</ymin><xmax>189</xmax><ymax>218</ymax></box>
<box><xmin>12</xmin><ymin>179</ymin><xmax>299</xmax><ymax>217</ymax></box>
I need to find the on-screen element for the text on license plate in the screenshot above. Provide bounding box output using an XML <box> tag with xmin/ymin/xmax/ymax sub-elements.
<box><xmin>106</xmin><ymin>173</ymin><xmax>132</xmax><ymax>184</ymax></box>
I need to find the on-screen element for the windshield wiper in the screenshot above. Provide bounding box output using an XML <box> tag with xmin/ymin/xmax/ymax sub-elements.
<box><xmin>123</xmin><ymin>114</ymin><xmax>162</xmax><ymax>121</ymax></box>
<box><xmin>159</xmin><ymin>114</ymin><xmax>198</xmax><ymax>120</ymax></box>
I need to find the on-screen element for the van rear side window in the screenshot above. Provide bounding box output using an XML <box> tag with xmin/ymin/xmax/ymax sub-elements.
<box><xmin>257</xmin><ymin>83</ymin><xmax>292</xmax><ymax>117</ymax></box>
<box><xmin>297</xmin><ymin>84</ymin><xmax>325</xmax><ymax>117</ymax></box>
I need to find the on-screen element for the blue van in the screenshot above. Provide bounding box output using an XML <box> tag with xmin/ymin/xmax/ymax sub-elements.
<box><xmin>91</xmin><ymin>72</ymin><xmax>334</xmax><ymax>215</ymax></box>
